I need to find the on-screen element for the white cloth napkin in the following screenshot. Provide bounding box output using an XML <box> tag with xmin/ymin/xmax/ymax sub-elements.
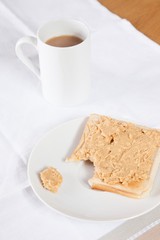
<box><xmin>1</xmin><ymin>0</ymin><xmax>160</xmax><ymax>239</ymax></box>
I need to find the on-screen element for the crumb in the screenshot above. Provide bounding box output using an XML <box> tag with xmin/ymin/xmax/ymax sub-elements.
<box><xmin>40</xmin><ymin>167</ymin><xmax>63</xmax><ymax>192</ymax></box>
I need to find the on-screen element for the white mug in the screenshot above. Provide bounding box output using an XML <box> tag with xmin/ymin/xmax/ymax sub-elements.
<box><xmin>15</xmin><ymin>19</ymin><xmax>90</xmax><ymax>106</ymax></box>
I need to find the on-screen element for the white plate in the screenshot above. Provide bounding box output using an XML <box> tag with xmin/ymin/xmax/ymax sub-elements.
<box><xmin>28</xmin><ymin>117</ymin><xmax>160</xmax><ymax>221</ymax></box>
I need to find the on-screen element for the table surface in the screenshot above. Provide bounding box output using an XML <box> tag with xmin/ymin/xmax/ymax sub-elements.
<box><xmin>99</xmin><ymin>0</ymin><xmax>160</xmax><ymax>44</ymax></box>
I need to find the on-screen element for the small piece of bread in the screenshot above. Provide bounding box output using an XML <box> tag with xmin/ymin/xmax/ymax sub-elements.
<box><xmin>67</xmin><ymin>114</ymin><xmax>160</xmax><ymax>198</ymax></box>
<box><xmin>40</xmin><ymin>167</ymin><xmax>63</xmax><ymax>192</ymax></box>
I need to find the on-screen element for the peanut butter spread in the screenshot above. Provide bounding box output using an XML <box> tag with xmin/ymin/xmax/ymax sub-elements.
<box><xmin>70</xmin><ymin>115</ymin><xmax>160</xmax><ymax>186</ymax></box>
<box><xmin>40</xmin><ymin>167</ymin><xmax>63</xmax><ymax>192</ymax></box>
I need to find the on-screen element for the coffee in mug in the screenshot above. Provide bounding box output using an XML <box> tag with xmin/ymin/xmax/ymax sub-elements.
<box><xmin>45</xmin><ymin>35</ymin><xmax>83</xmax><ymax>47</ymax></box>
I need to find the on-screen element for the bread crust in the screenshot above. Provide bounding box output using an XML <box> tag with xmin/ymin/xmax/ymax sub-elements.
<box><xmin>88</xmin><ymin>178</ymin><xmax>149</xmax><ymax>199</ymax></box>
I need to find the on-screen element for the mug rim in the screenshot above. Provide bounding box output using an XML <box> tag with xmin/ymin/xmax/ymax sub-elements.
<box><xmin>37</xmin><ymin>19</ymin><xmax>90</xmax><ymax>49</ymax></box>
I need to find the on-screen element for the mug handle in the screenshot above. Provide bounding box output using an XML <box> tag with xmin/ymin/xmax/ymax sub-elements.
<box><xmin>15</xmin><ymin>36</ymin><xmax>40</xmax><ymax>78</ymax></box>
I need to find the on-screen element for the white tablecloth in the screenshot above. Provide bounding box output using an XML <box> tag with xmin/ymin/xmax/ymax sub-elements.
<box><xmin>1</xmin><ymin>0</ymin><xmax>160</xmax><ymax>239</ymax></box>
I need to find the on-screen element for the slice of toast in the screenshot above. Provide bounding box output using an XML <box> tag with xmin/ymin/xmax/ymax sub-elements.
<box><xmin>67</xmin><ymin>114</ymin><xmax>160</xmax><ymax>198</ymax></box>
